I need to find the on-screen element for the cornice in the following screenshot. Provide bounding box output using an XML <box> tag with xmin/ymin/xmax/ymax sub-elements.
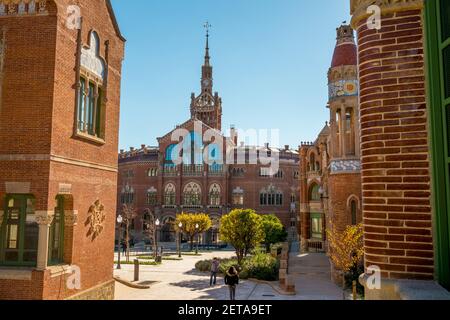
<box><xmin>350</xmin><ymin>0</ymin><xmax>424</xmax><ymax>29</ymax></box>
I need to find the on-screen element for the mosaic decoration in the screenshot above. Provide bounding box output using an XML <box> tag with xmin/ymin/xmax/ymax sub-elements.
<box><xmin>330</xmin><ymin>160</ymin><xmax>361</xmax><ymax>173</ymax></box>
<box><xmin>328</xmin><ymin>79</ymin><xmax>359</xmax><ymax>99</ymax></box>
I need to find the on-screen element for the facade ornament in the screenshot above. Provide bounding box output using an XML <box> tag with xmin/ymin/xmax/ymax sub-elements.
<box><xmin>18</xmin><ymin>1</ymin><xmax>26</xmax><ymax>14</ymax></box>
<box><xmin>8</xmin><ymin>2</ymin><xmax>16</xmax><ymax>15</ymax></box>
<box><xmin>38</xmin><ymin>0</ymin><xmax>47</xmax><ymax>14</ymax></box>
<box><xmin>35</xmin><ymin>211</ymin><xmax>55</xmax><ymax>225</ymax></box>
<box><xmin>64</xmin><ymin>210</ymin><xmax>79</xmax><ymax>227</ymax></box>
<box><xmin>0</xmin><ymin>3</ymin><xmax>5</xmax><ymax>16</ymax></box>
<box><xmin>350</xmin><ymin>0</ymin><xmax>424</xmax><ymax>28</ymax></box>
<box><xmin>87</xmin><ymin>199</ymin><xmax>106</xmax><ymax>239</ymax></box>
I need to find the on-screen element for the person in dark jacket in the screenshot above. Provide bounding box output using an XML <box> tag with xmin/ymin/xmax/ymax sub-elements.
<box><xmin>224</xmin><ymin>266</ymin><xmax>239</xmax><ymax>300</ymax></box>
<box><xmin>210</xmin><ymin>257</ymin><xmax>220</xmax><ymax>286</ymax></box>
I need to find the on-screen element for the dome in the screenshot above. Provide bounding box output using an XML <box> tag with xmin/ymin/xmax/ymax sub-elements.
<box><xmin>331</xmin><ymin>25</ymin><xmax>357</xmax><ymax>68</ymax></box>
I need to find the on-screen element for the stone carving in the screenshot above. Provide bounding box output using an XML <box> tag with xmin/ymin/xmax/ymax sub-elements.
<box><xmin>0</xmin><ymin>0</ymin><xmax>46</xmax><ymax>16</ymax></box>
<box><xmin>87</xmin><ymin>200</ymin><xmax>106</xmax><ymax>239</ymax></box>
<box><xmin>81</xmin><ymin>31</ymin><xmax>106</xmax><ymax>80</ymax></box>
<box><xmin>35</xmin><ymin>211</ymin><xmax>55</xmax><ymax>225</ymax></box>
<box><xmin>38</xmin><ymin>0</ymin><xmax>47</xmax><ymax>13</ymax></box>
<box><xmin>64</xmin><ymin>210</ymin><xmax>79</xmax><ymax>227</ymax></box>
<box><xmin>29</xmin><ymin>0</ymin><xmax>36</xmax><ymax>14</ymax></box>
<box><xmin>18</xmin><ymin>1</ymin><xmax>26</xmax><ymax>14</ymax></box>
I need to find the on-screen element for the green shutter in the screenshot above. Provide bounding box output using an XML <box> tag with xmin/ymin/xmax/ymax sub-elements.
<box><xmin>425</xmin><ymin>0</ymin><xmax>450</xmax><ymax>290</ymax></box>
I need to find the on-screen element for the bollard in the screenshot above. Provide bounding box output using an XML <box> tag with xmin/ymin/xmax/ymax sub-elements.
<box><xmin>134</xmin><ymin>259</ymin><xmax>139</xmax><ymax>282</ymax></box>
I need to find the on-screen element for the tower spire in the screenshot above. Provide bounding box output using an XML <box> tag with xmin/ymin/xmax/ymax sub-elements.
<box><xmin>204</xmin><ymin>21</ymin><xmax>211</xmax><ymax>66</ymax></box>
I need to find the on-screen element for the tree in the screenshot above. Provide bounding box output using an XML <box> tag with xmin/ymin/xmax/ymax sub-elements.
<box><xmin>121</xmin><ymin>204</ymin><xmax>138</xmax><ymax>262</ymax></box>
<box><xmin>326</xmin><ymin>223</ymin><xmax>364</xmax><ymax>289</ymax></box>
<box><xmin>261</xmin><ymin>214</ymin><xmax>288</xmax><ymax>252</ymax></box>
<box><xmin>175</xmin><ymin>213</ymin><xmax>212</xmax><ymax>251</ymax></box>
<box><xmin>219</xmin><ymin>209</ymin><xmax>265</xmax><ymax>264</ymax></box>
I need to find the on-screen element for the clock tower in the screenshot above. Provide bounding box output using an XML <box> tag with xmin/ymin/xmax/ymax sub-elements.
<box><xmin>190</xmin><ymin>23</ymin><xmax>222</xmax><ymax>131</ymax></box>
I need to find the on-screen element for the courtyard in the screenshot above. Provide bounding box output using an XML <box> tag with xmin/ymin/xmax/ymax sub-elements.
<box><xmin>113</xmin><ymin>251</ymin><xmax>343</xmax><ymax>300</ymax></box>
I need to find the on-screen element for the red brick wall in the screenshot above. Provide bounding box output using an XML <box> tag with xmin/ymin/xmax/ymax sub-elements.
<box><xmin>355</xmin><ymin>9</ymin><xmax>434</xmax><ymax>280</ymax></box>
<box><xmin>328</xmin><ymin>173</ymin><xmax>362</xmax><ymax>232</ymax></box>
<box><xmin>0</xmin><ymin>0</ymin><xmax>124</xmax><ymax>300</ymax></box>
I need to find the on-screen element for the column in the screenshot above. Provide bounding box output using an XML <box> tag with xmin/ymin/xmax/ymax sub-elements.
<box><xmin>64</xmin><ymin>210</ymin><xmax>79</xmax><ymax>264</ymax></box>
<box><xmin>351</xmin><ymin>0</ymin><xmax>433</xmax><ymax>281</ymax></box>
<box><xmin>35</xmin><ymin>210</ymin><xmax>55</xmax><ymax>271</ymax></box>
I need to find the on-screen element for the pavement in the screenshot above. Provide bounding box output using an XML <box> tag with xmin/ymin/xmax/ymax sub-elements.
<box><xmin>113</xmin><ymin>250</ymin><xmax>343</xmax><ymax>300</ymax></box>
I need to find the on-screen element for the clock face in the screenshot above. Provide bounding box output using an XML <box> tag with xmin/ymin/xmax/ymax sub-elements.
<box><xmin>202</xmin><ymin>79</ymin><xmax>211</xmax><ymax>87</ymax></box>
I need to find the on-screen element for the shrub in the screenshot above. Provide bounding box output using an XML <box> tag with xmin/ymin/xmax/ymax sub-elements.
<box><xmin>243</xmin><ymin>251</ymin><xmax>279</xmax><ymax>281</ymax></box>
<box><xmin>195</xmin><ymin>252</ymin><xmax>279</xmax><ymax>281</ymax></box>
<box><xmin>195</xmin><ymin>260</ymin><xmax>212</xmax><ymax>272</ymax></box>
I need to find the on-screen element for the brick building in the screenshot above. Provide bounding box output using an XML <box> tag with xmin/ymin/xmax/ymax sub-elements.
<box><xmin>117</xmin><ymin>32</ymin><xmax>299</xmax><ymax>247</ymax></box>
<box><xmin>349</xmin><ymin>0</ymin><xmax>450</xmax><ymax>298</ymax></box>
<box><xmin>299</xmin><ymin>25</ymin><xmax>362</xmax><ymax>259</ymax></box>
<box><xmin>0</xmin><ymin>0</ymin><xmax>125</xmax><ymax>300</ymax></box>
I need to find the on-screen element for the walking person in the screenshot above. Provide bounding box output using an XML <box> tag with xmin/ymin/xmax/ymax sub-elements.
<box><xmin>210</xmin><ymin>257</ymin><xmax>220</xmax><ymax>286</ymax></box>
<box><xmin>224</xmin><ymin>266</ymin><xmax>239</xmax><ymax>300</ymax></box>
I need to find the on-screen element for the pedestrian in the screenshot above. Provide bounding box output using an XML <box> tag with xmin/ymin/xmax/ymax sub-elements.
<box><xmin>224</xmin><ymin>266</ymin><xmax>239</xmax><ymax>300</ymax></box>
<box><xmin>210</xmin><ymin>257</ymin><xmax>220</xmax><ymax>286</ymax></box>
<box><xmin>122</xmin><ymin>241</ymin><xmax>127</xmax><ymax>254</ymax></box>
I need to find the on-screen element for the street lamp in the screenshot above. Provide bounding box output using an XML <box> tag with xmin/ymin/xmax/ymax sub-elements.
<box><xmin>155</xmin><ymin>218</ymin><xmax>160</xmax><ymax>258</ymax></box>
<box><xmin>195</xmin><ymin>223</ymin><xmax>199</xmax><ymax>255</ymax></box>
<box><xmin>178</xmin><ymin>222</ymin><xmax>183</xmax><ymax>258</ymax></box>
<box><xmin>116</xmin><ymin>215</ymin><xmax>123</xmax><ymax>269</ymax></box>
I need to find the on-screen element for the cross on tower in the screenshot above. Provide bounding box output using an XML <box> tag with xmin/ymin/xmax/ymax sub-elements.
<box><xmin>204</xmin><ymin>21</ymin><xmax>212</xmax><ymax>37</ymax></box>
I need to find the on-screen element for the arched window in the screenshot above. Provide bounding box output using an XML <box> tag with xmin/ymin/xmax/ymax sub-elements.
<box><xmin>148</xmin><ymin>168</ymin><xmax>158</xmax><ymax>177</ymax></box>
<box><xmin>121</xmin><ymin>185</ymin><xmax>134</xmax><ymax>204</ymax></box>
<box><xmin>146</xmin><ymin>187</ymin><xmax>157</xmax><ymax>205</ymax></box>
<box><xmin>183</xmin><ymin>182</ymin><xmax>201</xmax><ymax>205</ymax></box>
<box><xmin>260</xmin><ymin>186</ymin><xmax>283</xmax><ymax>206</ymax></box>
<box><xmin>351</xmin><ymin>200</ymin><xmax>357</xmax><ymax>225</ymax></box>
<box><xmin>232</xmin><ymin>187</ymin><xmax>244</xmax><ymax>205</ymax></box>
<box><xmin>309</xmin><ymin>184</ymin><xmax>320</xmax><ymax>201</ymax></box>
<box><xmin>345</xmin><ymin>109</ymin><xmax>352</xmax><ymax>132</ymax></box>
<box><xmin>274</xmin><ymin>170</ymin><xmax>284</xmax><ymax>178</ymax></box>
<box><xmin>209</xmin><ymin>184</ymin><xmax>221</xmax><ymax>206</ymax></box>
<box><xmin>49</xmin><ymin>196</ymin><xmax>65</xmax><ymax>265</ymax></box>
<box><xmin>164</xmin><ymin>183</ymin><xmax>176</xmax><ymax>206</ymax></box>
<box><xmin>336</xmin><ymin>109</ymin><xmax>341</xmax><ymax>133</ymax></box>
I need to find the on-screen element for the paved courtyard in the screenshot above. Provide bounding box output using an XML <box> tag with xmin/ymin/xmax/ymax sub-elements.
<box><xmin>113</xmin><ymin>250</ymin><xmax>343</xmax><ymax>300</ymax></box>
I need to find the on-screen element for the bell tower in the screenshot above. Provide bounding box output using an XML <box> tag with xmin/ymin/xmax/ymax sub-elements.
<box><xmin>190</xmin><ymin>22</ymin><xmax>222</xmax><ymax>130</ymax></box>
<box><xmin>328</xmin><ymin>24</ymin><xmax>360</xmax><ymax>160</ymax></box>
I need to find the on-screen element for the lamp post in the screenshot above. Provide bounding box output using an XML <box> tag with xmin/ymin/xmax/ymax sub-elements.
<box><xmin>116</xmin><ymin>215</ymin><xmax>123</xmax><ymax>269</ymax></box>
<box><xmin>195</xmin><ymin>223</ymin><xmax>199</xmax><ymax>255</ymax></box>
<box><xmin>178</xmin><ymin>222</ymin><xmax>183</xmax><ymax>258</ymax></box>
<box><xmin>155</xmin><ymin>218</ymin><xmax>160</xmax><ymax>258</ymax></box>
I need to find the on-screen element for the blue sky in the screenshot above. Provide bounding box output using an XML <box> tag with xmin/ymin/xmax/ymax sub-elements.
<box><xmin>110</xmin><ymin>0</ymin><xmax>351</xmax><ymax>150</ymax></box>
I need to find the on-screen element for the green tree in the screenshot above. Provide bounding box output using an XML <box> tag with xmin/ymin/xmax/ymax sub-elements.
<box><xmin>219</xmin><ymin>209</ymin><xmax>265</xmax><ymax>264</ymax></box>
<box><xmin>261</xmin><ymin>214</ymin><xmax>288</xmax><ymax>252</ymax></box>
<box><xmin>175</xmin><ymin>213</ymin><xmax>212</xmax><ymax>251</ymax></box>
